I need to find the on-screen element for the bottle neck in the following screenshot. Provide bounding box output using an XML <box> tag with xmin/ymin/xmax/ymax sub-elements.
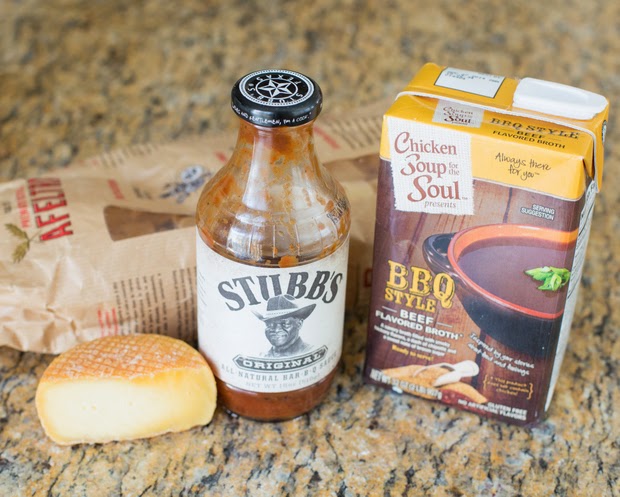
<box><xmin>230</xmin><ymin>119</ymin><xmax>322</xmax><ymax>210</ymax></box>
<box><xmin>233</xmin><ymin>119</ymin><xmax>318</xmax><ymax>168</ymax></box>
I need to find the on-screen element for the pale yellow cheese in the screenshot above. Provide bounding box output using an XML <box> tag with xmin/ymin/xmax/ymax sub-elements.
<box><xmin>35</xmin><ymin>334</ymin><xmax>217</xmax><ymax>445</ymax></box>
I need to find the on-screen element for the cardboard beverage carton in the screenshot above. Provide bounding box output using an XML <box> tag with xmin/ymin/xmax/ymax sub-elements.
<box><xmin>363</xmin><ymin>63</ymin><xmax>609</xmax><ymax>425</ymax></box>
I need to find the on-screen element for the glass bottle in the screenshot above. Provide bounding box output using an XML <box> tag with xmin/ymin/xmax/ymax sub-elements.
<box><xmin>196</xmin><ymin>69</ymin><xmax>350</xmax><ymax>421</ymax></box>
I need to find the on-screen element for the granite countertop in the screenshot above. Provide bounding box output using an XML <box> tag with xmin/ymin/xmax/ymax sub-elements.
<box><xmin>1</xmin><ymin>1</ymin><xmax>619</xmax><ymax>495</ymax></box>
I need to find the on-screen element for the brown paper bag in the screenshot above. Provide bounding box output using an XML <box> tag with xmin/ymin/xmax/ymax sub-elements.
<box><xmin>1</xmin><ymin>105</ymin><xmax>384</xmax><ymax>353</ymax></box>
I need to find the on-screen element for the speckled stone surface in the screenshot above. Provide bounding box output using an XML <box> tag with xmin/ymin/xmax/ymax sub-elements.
<box><xmin>1</xmin><ymin>0</ymin><xmax>619</xmax><ymax>495</ymax></box>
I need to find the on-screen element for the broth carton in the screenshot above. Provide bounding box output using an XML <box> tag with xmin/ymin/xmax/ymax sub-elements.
<box><xmin>363</xmin><ymin>63</ymin><xmax>609</xmax><ymax>425</ymax></box>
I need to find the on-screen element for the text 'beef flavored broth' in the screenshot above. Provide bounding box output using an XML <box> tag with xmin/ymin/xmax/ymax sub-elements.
<box><xmin>364</xmin><ymin>63</ymin><xmax>609</xmax><ymax>425</ymax></box>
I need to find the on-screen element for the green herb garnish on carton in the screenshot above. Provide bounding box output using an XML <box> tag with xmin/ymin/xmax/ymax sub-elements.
<box><xmin>525</xmin><ymin>266</ymin><xmax>571</xmax><ymax>292</ymax></box>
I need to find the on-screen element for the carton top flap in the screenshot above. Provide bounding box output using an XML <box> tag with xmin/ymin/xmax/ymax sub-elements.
<box><xmin>396</xmin><ymin>63</ymin><xmax>609</xmax><ymax>191</ymax></box>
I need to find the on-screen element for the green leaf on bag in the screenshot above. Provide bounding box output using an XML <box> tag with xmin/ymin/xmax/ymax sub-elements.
<box><xmin>12</xmin><ymin>241</ymin><xmax>30</xmax><ymax>263</ymax></box>
<box><xmin>5</xmin><ymin>223</ymin><xmax>29</xmax><ymax>240</ymax></box>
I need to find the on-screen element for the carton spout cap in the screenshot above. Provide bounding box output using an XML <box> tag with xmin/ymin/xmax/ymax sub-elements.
<box><xmin>513</xmin><ymin>78</ymin><xmax>607</xmax><ymax>121</ymax></box>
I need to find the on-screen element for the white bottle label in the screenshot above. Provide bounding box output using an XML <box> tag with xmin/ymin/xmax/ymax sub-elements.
<box><xmin>196</xmin><ymin>228</ymin><xmax>349</xmax><ymax>393</ymax></box>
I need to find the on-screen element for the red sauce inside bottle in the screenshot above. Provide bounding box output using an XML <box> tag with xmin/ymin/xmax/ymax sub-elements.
<box><xmin>196</xmin><ymin>114</ymin><xmax>350</xmax><ymax>421</ymax></box>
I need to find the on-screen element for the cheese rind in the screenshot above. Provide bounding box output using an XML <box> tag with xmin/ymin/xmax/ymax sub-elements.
<box><xmin>36</xmin><ymin>334</ymin><xmax>217</xmax><ymax>445</ymax></box>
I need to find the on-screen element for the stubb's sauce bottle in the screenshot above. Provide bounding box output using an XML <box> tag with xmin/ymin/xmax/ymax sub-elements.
<box><xmin>196</xmin><ymin>69</ymin><xmax>350</xmax><ymax>420</ymax></box>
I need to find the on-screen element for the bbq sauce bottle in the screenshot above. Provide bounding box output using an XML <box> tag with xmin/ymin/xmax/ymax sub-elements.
<box><xmin>196</xmin><ymin>70</ymin><xmax>350</xmax><ymax>421</ymax></box>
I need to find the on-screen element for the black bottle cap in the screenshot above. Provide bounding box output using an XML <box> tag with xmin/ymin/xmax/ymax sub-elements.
<box><xmin>231</xmin><ymin>69</ymin><xmax>322</xmax><ymax>127</ymax></box>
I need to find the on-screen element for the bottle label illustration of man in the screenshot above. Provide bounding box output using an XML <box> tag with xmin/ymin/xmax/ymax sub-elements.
<box><xmin>196</xmin><ymin>237</ymin><xmax>349</xmax><ymax>393</ymax></box>
<box><xmin>252</xmin><ymin>295</ymin><xmax>316</xmax><ymax>358</ymax></box>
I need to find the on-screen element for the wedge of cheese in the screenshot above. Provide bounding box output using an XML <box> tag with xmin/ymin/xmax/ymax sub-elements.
<box><xmin>35</xmin><ymin>334</ymin><xmax>217</xmax><ymax>445</ymax></box>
